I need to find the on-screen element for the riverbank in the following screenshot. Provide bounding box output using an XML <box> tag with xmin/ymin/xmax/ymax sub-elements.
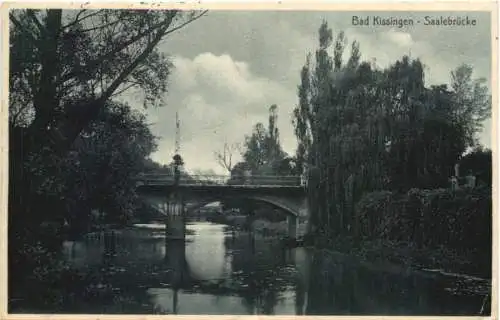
<box><xmin>306</xmin><ymin>240</ymin><xmax>491</xmax><ymax>315</ymax></box>
<box><xmin>308</xmin><ymin>236</ymin><xmax>491</xmax><ymax>282</ymax></box>
<box><xmin>221</xmin><ymin>215</ymin><xmax>307</xmax><ymax>239</ymax></box>
<box><xmin>307</xmin><ymin>244</ymin><xmax>490</xmax><ymax>315</ymax></box>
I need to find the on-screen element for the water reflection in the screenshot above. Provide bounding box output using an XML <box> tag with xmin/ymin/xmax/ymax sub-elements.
<box><xmin>62</xmin><ymin>221</ymin><xmax>488</xmax><ymax>315</ymax></box>
<box><xmin>148</xmin><ymin>288</ymin><xmax>250</xmax><ymax>315</ymax></box>
<box><xmin>185</xmin><ymin>224</ymin><xmax>228</xmax><ymax>280</ymax></box>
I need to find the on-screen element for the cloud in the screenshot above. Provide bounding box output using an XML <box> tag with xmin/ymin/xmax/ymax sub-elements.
<box><xmin>384</xmin><ymin>30</ymin><xmax>414</xmax><ymax>48</ymax></box>
<box><xmin>146</xmin><ymin>53</ymin><xmax>297</xmax><ymax>174</ymax></box>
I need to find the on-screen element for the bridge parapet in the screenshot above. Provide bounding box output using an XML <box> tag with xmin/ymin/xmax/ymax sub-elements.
<box><xmin>137</xmin><ymin>173</ymin><xmax>303</xmax><ymax>187</ymax></box>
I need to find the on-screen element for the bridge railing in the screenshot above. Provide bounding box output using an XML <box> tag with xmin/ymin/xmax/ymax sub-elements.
<box><xmin>137</xmin><ymin>174</ymin><xmax>303</xmax><ymax>187</ymax></box>
<box><xmin>227</xmin><ymin>175</ymin><xmax>301</xmax><ymax>186</ymax></box>
<box><xmin>138</xmin><ymin>174</ymin><xmax>229</xmax><ymax>185</ymax></box>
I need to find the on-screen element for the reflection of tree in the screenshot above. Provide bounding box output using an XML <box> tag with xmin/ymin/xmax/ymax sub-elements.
<box><xmin>224</xmin><ymin>233</ymin><xmax>294</xmax><ymax>315</ymax></box>
<box><xmin>303</xmin><ymin>250</ymin><xmax>475</xmax><ymax>315</ymax></box>
<box><xmin>293</xmin><ymin>251</ymin><xmax>308</xmax><ymax>315</ymax></box>
<box><xmin>241</xmin><ymin>291</ymin><xmax>256</xmax><ymax>314</ymax></box>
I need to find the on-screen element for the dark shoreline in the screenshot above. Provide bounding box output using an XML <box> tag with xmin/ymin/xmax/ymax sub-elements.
<box><xmin>305</xmin><ymin>240</ymin><xmax>491</xmax><ymax>283</ymax></box>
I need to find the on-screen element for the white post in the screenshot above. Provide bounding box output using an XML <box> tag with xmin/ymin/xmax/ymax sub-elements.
<box><xmin>287</xmin><ymin>215</ymin><xmax>298</xmax><ymax>240</ymax></box>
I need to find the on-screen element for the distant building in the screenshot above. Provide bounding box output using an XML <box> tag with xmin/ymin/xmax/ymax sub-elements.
<box><xmin>300</xmin><ymin>164</ymin><xmax>308</xmax><ymax>187</ymax></box>
<box><xmin>243</xmin><ymin>169</ymin><xmax>252</xmax><ymax>184</ymax></box>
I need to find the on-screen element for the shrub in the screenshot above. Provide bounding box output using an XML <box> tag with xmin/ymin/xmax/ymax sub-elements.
<box><xmin>354</xmin><ymin>190</ymin><xmax>393</xmax><ymax>239</ymax></box>
<box><xmin>355</xmin><ymin>187</ymin><xmax>492</xmax><ymax>255</ymax></box>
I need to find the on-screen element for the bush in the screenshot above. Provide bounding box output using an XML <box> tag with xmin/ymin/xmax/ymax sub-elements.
<box><xmin>9</xmin><ymin>241</ymin><xmax>87</xmax><ymax>311</ymax></box>
<box><xmin>354</xmin><ymin>190</ymin><xmax>393</xmax><ymax>239</ymax></box>
<box><xmin>354</xmin><ymin>187</ymin><xmax>492</xmax><ymax>267</ymax></box>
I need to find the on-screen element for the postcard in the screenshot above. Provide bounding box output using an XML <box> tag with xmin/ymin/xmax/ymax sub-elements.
<box><xmin>1</xmin><ymin>2</ymin><xmax>497</xmax><ymax>319</ymax></box>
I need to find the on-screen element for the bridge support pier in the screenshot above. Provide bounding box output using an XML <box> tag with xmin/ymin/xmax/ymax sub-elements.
<box><xmin>165</xmin><ymin>197</ymin><xmax>186</xmax><ymax>240</ymax></box>
<box><xmin>287</xmin><ymin>215</ymin><xmax>298</xmax><ymax>240</ymax></box>
<box><xmin>163</xmin><ymin>195</ymin><xmax>187</xmax><ymax>288</ymax></box>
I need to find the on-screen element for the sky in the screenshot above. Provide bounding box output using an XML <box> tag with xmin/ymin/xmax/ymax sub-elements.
<box><xmin>124</xmin><ymin>11</ymin><xmax>492</xmax><ymax>175</ymax></box>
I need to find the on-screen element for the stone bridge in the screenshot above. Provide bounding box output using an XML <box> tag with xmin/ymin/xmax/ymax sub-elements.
<box><xmin>136</xmin><ymin>174</ymin><xmax>309</xmax><ymax>240</ymax></box>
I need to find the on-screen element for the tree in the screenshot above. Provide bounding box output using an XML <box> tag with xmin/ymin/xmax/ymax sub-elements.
<box><xmin>62</xmin><ymin>102</ymin><xmax>158</xmax><ymax>230</ymax></box>
<box><xmin>214</xmin><ymin>142</ymin><xmax>241</xmax><ymax>173</ymax></box>
<box><xmin>459</xmin><ymin>147</ymin><xmax>492</xmax><ymax>186</ymax></box>
<box><xmin>292</xmin><ymin>21</ymin><xmax>337</xmax><ymax>234</ymax></box>
<box><xmin>242</xmin><ymin>105</ymin><xmax>288</xmax><ymax>175</ymax></box>
<box><xmin>9</xmin><ymin>8</ymin><xmax>208</xmax><ymax>247</ymax></box>
<box><xmin>228</xmin><ymin>161</ymin><xmax>247</xmax><ymax>180</ymax></box>
<box><xmin>266</xmin><ymin>104</ymin><xmax>281</xmax><ymax>163</ymax></box>
<box><xmin>293</xmin><ymin>54</ymin><xmax>313</xmax><ymax>174</ymax></box>
<box><xmin>450</xmin><ymin>64</ymin><xmax>491</xmax><ymax>146</ymax></box>
<box><xmin>381</xmin><ymin>63</ymin><xmax>468</xmax><ymax>191</ymax></box>
<box><xmin>243</xmin><ymin>122</ymin><xmax>268</xmax><ymax>172</ymax></box>
<box><xmin>10</xmin><ymin>9</ymin><xmax>208</xmax><ymax>134</ymax></box>
<box><xmin>9</xmin><ymin>100</ymin><xmax>158</xmax><ymax>294</ymax></box>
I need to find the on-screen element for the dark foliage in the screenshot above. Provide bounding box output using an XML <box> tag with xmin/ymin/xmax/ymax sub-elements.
<box><xmin>292</xmin><ymin>21</ymin><xmax>492</xmax><ymax>276</ymax></box>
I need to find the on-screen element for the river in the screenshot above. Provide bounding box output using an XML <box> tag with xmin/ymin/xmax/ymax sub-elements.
<box><xmin>60</xmin><ymin>221</ymin><xmax>489</xmax><ymax>315</ymax></box>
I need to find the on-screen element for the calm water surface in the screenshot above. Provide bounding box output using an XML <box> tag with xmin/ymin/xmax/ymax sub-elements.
<box><xmin>62</xmin><ymin>222</ymin><xmax>489</xmax><ymax>315</ymax></box>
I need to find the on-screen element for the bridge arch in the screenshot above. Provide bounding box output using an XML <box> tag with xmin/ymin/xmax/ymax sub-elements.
<box><xmin>183</xmin><ymin>195</ymin><xmax>303</xmax><ymax>218</ymax></box>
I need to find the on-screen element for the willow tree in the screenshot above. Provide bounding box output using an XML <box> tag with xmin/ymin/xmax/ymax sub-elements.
<box><xmin>383</xmin><ymin>61</ymin><xmax>490</xmax><ymax>191</ymax></box>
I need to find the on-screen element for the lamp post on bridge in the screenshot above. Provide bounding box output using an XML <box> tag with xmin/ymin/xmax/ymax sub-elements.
<box><xmin>166</xmin><ymin>153</ymin><xmax>185</xmax><ymax>241</ymax></box>
<box><xmin>173</xmin><ymin>154</ymin><xmax>184</xmax><ymax>187</ymax></box>
<box><xmin>163</xmin><ymin>153</ymin><xmax>186</xmax><ymax>241</ymax></box>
